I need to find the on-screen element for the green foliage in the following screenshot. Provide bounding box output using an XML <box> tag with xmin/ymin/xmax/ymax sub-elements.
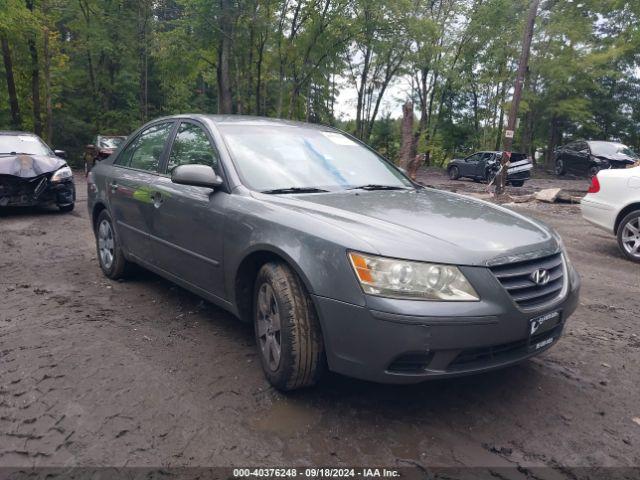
<box><xmin>0</xmin><ymin>0</ymin><xmax>638</xmax><ymax>166</ymax></box>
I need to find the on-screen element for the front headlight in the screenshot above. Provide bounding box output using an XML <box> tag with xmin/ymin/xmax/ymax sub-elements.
<box><xmin>348</xmin><ymin>252</ymin><xmax>479</xmax><ymax>301</ymax></box>
<box><xmin>51</xmin><ymin>165</ymin><xmax>73</xmax><ymax>182</ymax></box>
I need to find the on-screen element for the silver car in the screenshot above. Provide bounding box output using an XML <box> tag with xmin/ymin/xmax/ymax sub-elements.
<box><xmin>87</xmin><ymin>115</ymin><xmax>581</xmax><ymax>391</ymax></box>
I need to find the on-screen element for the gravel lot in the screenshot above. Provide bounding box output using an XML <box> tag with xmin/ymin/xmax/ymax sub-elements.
<box><xmin>1</xmin><ymin>170</ymin><xmax>639</xmax><ymax>473</ymax></box>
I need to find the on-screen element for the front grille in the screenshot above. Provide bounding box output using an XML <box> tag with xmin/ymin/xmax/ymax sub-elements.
<box><xmin>490</xmin><ymin>253</ymin><xmax>565</xmax><ymax>310</ymax></box>
<box><xmin>448</xmin><ymin>324</ymin><xmax>561</xmax><ymax>369</ymax></box>
<box><xmin>0</xmin><ymin>174</ymin><xmax>48</xmax><ymax>199</ymax></box>
<box><xmin>387</xmin><ymin>353</ymin><xmax>434</xmax><ymax>374</ymax></box>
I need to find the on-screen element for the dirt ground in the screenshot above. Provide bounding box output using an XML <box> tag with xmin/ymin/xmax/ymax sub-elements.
<box><xmin>1</xmin><ymin>170</ymin><xmax>639</xmax><ymax>474</ymax></box>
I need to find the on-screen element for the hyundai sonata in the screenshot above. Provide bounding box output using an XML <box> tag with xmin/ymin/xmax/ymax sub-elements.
<box><xmin>87</xmin><ymin>115</ymin><xmax>580</xmax><ymax>390</ymax></box>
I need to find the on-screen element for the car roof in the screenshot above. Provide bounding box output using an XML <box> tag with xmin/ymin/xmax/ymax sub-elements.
<box><xmin>152</xmin><ymin>114</ymin><xmax>337</xmax><ymax>131</ymax></box>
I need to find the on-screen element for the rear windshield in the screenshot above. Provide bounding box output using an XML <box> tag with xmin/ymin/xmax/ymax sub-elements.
<box><xmin>589</xmin><ymin>141</ymin><xmax>637</xmax><ymax>158</ymax></box>
<box><xmin>0</xmin><ymin>134</ymin><xmax>52</xmax><ymax>156</ymax></box>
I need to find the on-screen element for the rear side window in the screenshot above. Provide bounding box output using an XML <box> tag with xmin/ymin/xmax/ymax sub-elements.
<box><xmin>116</xmin><ymin>122</ymin><xmax>173</xmax><ymax>172</ymax></box>
<box><xmin>167</xmin><ymin>122</ymin><xmax>220</xmax><ymax>173</ymax></box>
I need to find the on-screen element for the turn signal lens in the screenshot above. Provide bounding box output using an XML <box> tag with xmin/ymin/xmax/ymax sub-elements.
<box><xmin>347</xmin><ymin>251</ymin><xmax>479</xmax><ymax>301</ymax></box>
<box><xmin>588</xmin><ymin>175</ymin><xmax>600</xmax><ymax>193</ymax></box>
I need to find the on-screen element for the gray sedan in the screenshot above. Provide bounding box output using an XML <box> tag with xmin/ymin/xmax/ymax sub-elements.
<box><xmin>87</xmin><ymin>115</ymin><xmax>581</xmax><ymax>391</ymax></box>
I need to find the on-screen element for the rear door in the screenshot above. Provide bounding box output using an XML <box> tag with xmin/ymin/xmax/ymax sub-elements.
<box><xmin>108</xmin><ymin>121</ymin><xmax>175</xmax><ymax>264</ymax></box>
<box><xmin>150</xmin><ymin>120</ymin><xmax>228</xmax><ymax>300</ymax></box>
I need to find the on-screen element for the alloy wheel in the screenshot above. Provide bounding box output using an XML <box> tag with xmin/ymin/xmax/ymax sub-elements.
<box><xmin>621</xmin><ymin>218</ymin><xmax>640</xmax><ymax>258</ymax></box>
<box><xmin>98</xmin><ymin>219</ymin><xmax>115</xmax><ymax>269</ymax></box>
<box><xmin>256</xmin><ymin>282</ymin><xmax>282</xmax><ymax>371</ymax></box>
<box><xmin>555</xmin><ymin>159</ymin><xmax>564</xmax><ymax>175</ymax></box>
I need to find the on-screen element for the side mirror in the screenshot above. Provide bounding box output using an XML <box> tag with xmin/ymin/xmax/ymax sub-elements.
<box><xmin>171</xmin><ymin>164</ymin><xmax>223</xmax><ymax>189</ymax></box>
<box><xmin>54</xmin><ymin>149</ymin><xmax>68</xmax><ymax>159</ymax></box>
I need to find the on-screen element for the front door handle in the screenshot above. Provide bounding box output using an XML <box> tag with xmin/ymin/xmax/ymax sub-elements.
<box><xmin>152</xmin><ymin>191</ymin><xmax>163</xmax><ymax>208</ymax></box>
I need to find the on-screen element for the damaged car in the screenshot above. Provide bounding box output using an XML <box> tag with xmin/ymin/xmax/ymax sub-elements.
<box><xmin>0</xmin><ymin>131</ymin><xmax>75</xmax><ymax>212</ymax></box>
<box><xmin>447</xmin><ymin>151</ymin><xmax>533</xmax><ymax>187</ymax></box>
<box><xmin>554</xmin><ymin>140</ymin><xmax>638</xmax><ymax>177</ymax></box>
<box><xmin>84</xmin><ymin>135</ymin><xmax>127</xmax><ymax>175</ymax></box>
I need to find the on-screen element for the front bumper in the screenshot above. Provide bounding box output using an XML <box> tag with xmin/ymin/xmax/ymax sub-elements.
<box><xmin>313</xmin><ymin>261</ymin><xmax>580</xmax><ymax>384</ymax></box>
<box><xmin>0</xmin><ymin>177</ymin><xmax>75</xmax><ymax>207</ymax></box>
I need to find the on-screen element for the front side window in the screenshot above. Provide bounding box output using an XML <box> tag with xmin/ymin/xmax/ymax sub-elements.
<box><xmin>217</xmin><ymin>124</ymin><xmax>411</xmax><ymax>192</ymax></box>
<box><xmin>116</xmin><ymin>122</ymin><xmax>173</xmax><ymax>172</ymax></box>
<box><xmin>465</xmin><ymin>153</ymin><xmax>481</xmax><ymax>163</ymax></box>
<box><xmin>167</xmin><ymin>122</ymin><xmax>219</xmax><ymax>172</ymax></box>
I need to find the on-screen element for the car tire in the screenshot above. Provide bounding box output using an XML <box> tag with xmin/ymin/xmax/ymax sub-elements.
<box><xmin>588</xmin><ymin>165</ymin><xmax>600</xmax><ymax>178</ymax></box>
<box><xmin>59</xmin><ymin>203</ymin><xmax>74</xmax><ymax>213</ymax></box>
<box><xmin>617</xmin><ymin>210</ymin><xmax>640</xmax><ymax>263</ymax></box>
<box><xmin>555</xmin><ymin>158</ymin><xmax>566</xmax><ymax>176</ymax></box>
<box><xmin>510</xmin><ymin>180</ymin><xmax>524</xmax><ymax>187</ymax></box>
<box><xmin>95</xmin><ymin>209</ymin><xmax>133</xmax><ymax>279</ymax></box>
<box><xmin>448</xmin><ymin>166</ymin><xmax>460</xmax><ymax>180</ymax></box>
<box><xmin>253</xmin><ymin>261</ymin><xmax>326</xmax><ymax>391</ymax></box>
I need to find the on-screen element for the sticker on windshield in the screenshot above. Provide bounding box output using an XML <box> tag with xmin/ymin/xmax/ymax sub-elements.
<box><xmin>17</xmin><ymin>136</ymin><xmax>37</xmax><ymax>142</ymax></box>
<box><xmin>320</xmin><ymin>132</ymin><xmax>357</xmax><ymax>146</ymax></box>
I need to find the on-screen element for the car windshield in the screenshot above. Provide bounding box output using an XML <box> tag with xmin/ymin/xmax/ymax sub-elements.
<box><xmin>0</xmin><ymin>134</ymin><xmax>52</xmax><ymax>156</ymax></box>
<box><xmin>99</xmin><ymin>137</ymin><xmax>125</xmax><ymax>149</ymax></box>
<box><xmin>216</xmin><ymin>123</ymin><xmax>412</xmax><ymax>192</ymax></box>
<box><xmin>589</xmin><ymin>141</ymin><xmax>637</xmax><ymax>158</ymax></box>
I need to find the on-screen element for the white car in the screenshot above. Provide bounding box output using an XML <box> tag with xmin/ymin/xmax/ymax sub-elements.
<box><xmin>581</xmin><ymin>165</ymin><xmax>640</xmax><ymax>262</ymax></box>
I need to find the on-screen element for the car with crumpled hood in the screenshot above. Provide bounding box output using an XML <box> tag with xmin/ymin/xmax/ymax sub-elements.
<box><xmin>0</xmin><ymin>131</ymin><xmax>75</xmax><ymax>211</ymax></box>
<box><xmin>87</xmin><ymin>115</ymin><xmax>581</xmax><ymax>391</ymax></box>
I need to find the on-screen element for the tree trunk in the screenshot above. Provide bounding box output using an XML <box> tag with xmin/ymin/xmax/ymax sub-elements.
<box><xmin>398</xmin><ymin>101</ymin><xmax>415</xmax><ymax>169</ymax></box>
<box><xmin>217</xmin><ymin>0</ymin><xmax>233</xmax><ymax>114</ymax></box>
<box><xmin>1</xmin><ymin>35</ymin><xmax>22</xmax><ymax>129</ymax></box>
<box><xmin>44</xmin><ymin>28</ymin><xmax>53</xmax><ymax>143</ymax></box>
<box><xmin>26</xmin><ymin>0</ymin><xmax>42</xmax><ymax>137</ymax></box>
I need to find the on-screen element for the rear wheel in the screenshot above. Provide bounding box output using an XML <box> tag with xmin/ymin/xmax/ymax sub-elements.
<box><xmin>253</xmin><ymin>262</ymin><xmax>325</xmax><ymax>391</ymax></box>
<box><xmin>617</xmin><ymin>211</ymin><xmax>640</xmax><ymax>263</ymax></box>
<box><xmin>555</xmin><ymin>158</ymin><xmax>566</xmax><ymax>176</ymax></box>
<box><xmin>448</xmin><ymin>165</ymin><xmax>460</xmax><ymax>180</ymax></box>
<box><xmin>510</xmin><ymin>180</ymin><xmax>525</xmax><ymax>187</ymax></box>
<box><xmin>96</xmin><ymin>209</ymin><xmax>133</xmax><ymax>279</ymax></box>
<box><xmin>588</xmin><ymin>165</ymin><xmax>600</xmax><ymax>178</ymax></box>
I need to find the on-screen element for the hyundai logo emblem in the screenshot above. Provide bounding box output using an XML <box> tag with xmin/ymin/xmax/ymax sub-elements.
<box><xmin>531</xmin><ymin>268</ymin><xmax>550</xmax><ymax>285</ymax></box>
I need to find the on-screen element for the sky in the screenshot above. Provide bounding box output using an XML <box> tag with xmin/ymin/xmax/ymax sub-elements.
<box><xmin>333</xmin><ymin>75</ymin><xmax>411</xmax><ymax>120</ymax></box>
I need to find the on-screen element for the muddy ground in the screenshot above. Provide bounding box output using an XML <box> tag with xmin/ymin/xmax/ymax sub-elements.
<box><xmin>1</xmin><ymin>170</ymin><xmax>639</xmax><ymax>474</ymax></box>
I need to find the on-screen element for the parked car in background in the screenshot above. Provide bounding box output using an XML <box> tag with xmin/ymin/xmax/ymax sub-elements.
<box><xmin>84</xmin><ymin>135</ymin><xmax>127</xmax><ymax>175</ymax></box>
<box><xmin>447</xmin><ymin>151</ymin><xmax>532</xmax><ymax>187</ymax></box>
<box><xmin>0</xmin><ymin>131</ymin><xmax>75</xmax><ymax>211</ymax></box>
<box><xmin>88</xmin><ymin>115</ymin><xmax>580</xmax><ymax>391</ymax></box>
<box><xmin>554</xmin><ymin>140</ymin><xmax>638</xmax><ymax>178</ymax></box>
<box><xmin>581</xmin><ymin>166</ymin><xmax>640</xmax><ymax>263</ymax></box>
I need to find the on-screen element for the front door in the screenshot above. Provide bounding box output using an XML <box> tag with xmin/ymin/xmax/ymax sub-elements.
<box><xmin>150</xmin><ymin>121</ymin><xmax>228</xmax><ymax>300</ymax></box>
<box><xmin>108</xmin><ymin>121</ymin><xmax>175</xmax><ymax>263</ymax></box>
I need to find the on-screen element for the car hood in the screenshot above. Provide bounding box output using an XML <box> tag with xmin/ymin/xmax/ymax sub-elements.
<box><xmin>0</xmin><ymin>154</ymin><xmax>65</xmax><ymax>178</ymax></box>
<box><xmin>593</xmin><ymin>152</ymin><xmax>637</xmax><ymax>163</ymax></box>
<box><xmin>261</xmin><ymin>188</ymin><xmax>558</xmax><ymax>266</ymax></box>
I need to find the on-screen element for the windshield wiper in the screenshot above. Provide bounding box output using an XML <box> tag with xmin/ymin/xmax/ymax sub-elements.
<box><xmin>347</xmin><ymin>184</ymin><xmax>411</xmax><ymax>191</ymax></box>
<box><xmin>261</xmin><ymin>187</ymin><xmax>330</xmax><ymax>194</ymax></box>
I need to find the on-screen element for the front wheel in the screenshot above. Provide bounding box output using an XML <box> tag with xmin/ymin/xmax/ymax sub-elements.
<box><xmin>555</xmin><ymin>158</ymin><xmax>566</xmax><ymax>176</ymax></box>
<box><xmin>253</xmin><ymin>262</ymin><xmax>325</xmax><ymax>391</ymax></box>
<box><xmin>510</xmin><ymin>180</ymin><xmax>525</xmax><ymax>187</ymax></box>
<box><xmin>617</xmin><ymin>211</ymin><xmax>640</xmax><ymax>263</ymax></box>
<box><xmin>588</xmin><ymin>165</ymin><xmax>600</xmax><ymax>178</ymax></box>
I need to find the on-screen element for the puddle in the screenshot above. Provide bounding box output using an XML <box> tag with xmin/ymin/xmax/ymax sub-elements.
<box><xmin>251</xmin><ymin>398</ymin><xmax>322</xmax><ymax>437</ymax></box>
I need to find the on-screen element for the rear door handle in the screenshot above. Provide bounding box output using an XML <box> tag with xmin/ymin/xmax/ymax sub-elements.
<box><xmin>110</xmin><ymin>181</ymin><xmax>119</xmax><ymax>193</ymax></box>
<box><xmin>152</xmin><ymin>191</ymin><xmax>163</xmax><ymax>208</ymax></box>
